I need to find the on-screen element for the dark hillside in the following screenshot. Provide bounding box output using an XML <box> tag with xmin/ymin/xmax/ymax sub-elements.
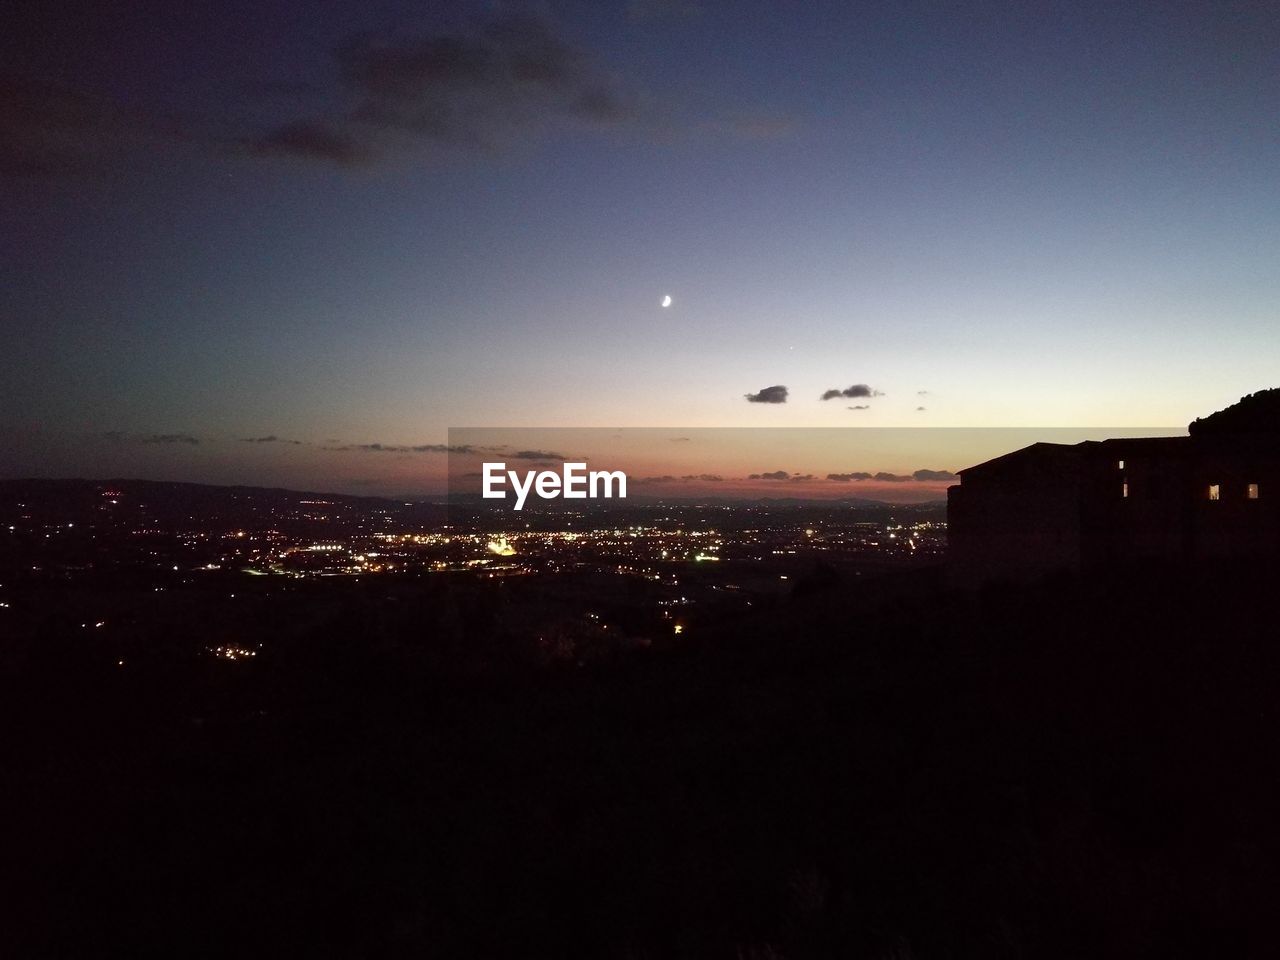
<box><xmin>4</xmin><ymin>561</ymin><xmax>1278</xmax><ymax>957</ymax></box>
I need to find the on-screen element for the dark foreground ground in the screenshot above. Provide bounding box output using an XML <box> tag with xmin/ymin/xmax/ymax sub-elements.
<box><xmin>4</xmin><ymin>561</ymin><xmax>1279</xmax><ymax>958</ymax></box>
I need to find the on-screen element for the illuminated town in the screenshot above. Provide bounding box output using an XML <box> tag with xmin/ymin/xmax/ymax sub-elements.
<box><xmin>1</xmin><ymin>479</ymin><xmax>945</xmax><ymax>668</ymax></box>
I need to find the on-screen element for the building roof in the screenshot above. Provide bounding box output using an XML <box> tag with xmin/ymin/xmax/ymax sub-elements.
<box><xmin>957</xmin><ymin>442</ymin><xmax>1082</xmax><ymax>477</ymax></box>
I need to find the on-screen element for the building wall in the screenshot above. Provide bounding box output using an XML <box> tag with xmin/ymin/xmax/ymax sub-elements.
<box><xmin>1084</xmin><ymin>442</ymin><xmax>1194</xmax><ymax>566</ymax></box>
<box><xmin>949</xmin><ymin>437</ymin><xmax>1280</xmax><ymax>588</ymax></box>
<box><xmin>1187</xmin><ymin>448</ymin><xmax>1280</xmax><ymax>560</ymax></box>
<box><xmin>947</xmin><ymin>450</ymin><xmax>1083</xmax><ymax>588</ymax></box>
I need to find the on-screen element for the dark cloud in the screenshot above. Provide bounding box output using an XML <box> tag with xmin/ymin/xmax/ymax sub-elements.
<box><xmin>103</xmin><ymin>431</ymin><xmax>199</xmax><ymax>446</ymax></box>
<box><xmin>320</xmin><ymin>441</ymin><xmax>564</xmax><ymax>460</ymax></box>
<box><xmin>322</xmin><ymin>442</ymin><xmax>478</xmax><ymax>454</ymax></box>
<box><xmin>1</xmin><ymin>72</ymin><xmax>109</xmax><ymax>177</ymax></box>
<box><xmin>3</xmin><ymin>10</ymin><xmax>783</xmax><ymax>178</ymax></box>
<box><xmin>636</xmin><ymin>473</ymin><xmax>723</xmax><ymax>484</ymax></box>
<box><xmin>420</xmin><ymin>443</ymin><xmax>477</xmax><ymax>454</ymax></box>
<box><xmin>669</xmin><ymin>436</ymin><xmax>691</xmax><ymax>442</ymax></box>
<box><xmin>828</xmin><ymin>469</ymin><xmax>954</xmax><ymax>482</ymax></box>
<box><xmin>821</xmin><ymin>384</ymin><xmax>883</xmax><ymax>401</ymax></box>
<box><xmin>745</xmin><ymin>470</ymin><xmax>816</xmax><ymax>481</ymax></box>
<box><xmin>510</xmin><ymin>449</ymin><xmax>567</xmax><ymax>461</ymax></box>
<box><xmin>0</xmin><ymin>71</ymin><xmax>187</xmax><ymax>179</ymax></box>
<box><xmin>916</xmin><ymin>406</ymin><xmax>927</xmax><ymax>411</ymax></box>
<box><xmin>248</xmin><ymin>12</ymin><xmax>639</xmax><ymax>164</ymax></box>
<box><xmin>917</xmin><ymin>390</ymin><xmax>930</xmax><ymax>396</ymax></box>
<box><xmin>240</xmin><ymin>435</ymin><xmax>303</xmax><ymax>445</ymax></box>
<box><xmin>246</xmin><ymin>121</ymin><xmax>371</xmax><ymax>166</ymax></box>
<box><xmin>745</xmin><ymin>385</ymin><xmax>788</xmax><ymax>404</ymax></box>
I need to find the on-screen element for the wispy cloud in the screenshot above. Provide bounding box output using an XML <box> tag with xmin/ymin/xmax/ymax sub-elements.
<box><xmin>246</xmin><ymin>121</ymin><xmax>372</xmax><ymax>167</ymax></box>
<box><xmin>826</xmin><ymin>469</ymin><xmax>955</xmax><ymax>482</ymax></box>
<box><xmin>0</xmin><ymin>71</ymin><xmax>190</xmax><ymax>179</ymax></box>
<box><xmin>322</xmin><ymin>442</ymin><xmax>479</xmax><ymax>454</ymax></box>
<box><xmin>510</xmin><ymin>449</ymin><xmax>569</xmax><ymax>461</ymax></box>
<box><xmin>318</xmin><ymin>441</ymin><xmax>571</xmax><ymax>462</ymax></box>
<box><xmin>244</xmin><ymin>12</ymin><xmax>642</xmax><ymax>165</ymax></box>
<box><xmin>104</xmin><ymin>431</ymin><xmax>199</xmax><ymax>446</ymax></box>
<box><xmin>634</xmin><ymin>472</ymin><xmax>724</xmax><ymax>485</ymax></box>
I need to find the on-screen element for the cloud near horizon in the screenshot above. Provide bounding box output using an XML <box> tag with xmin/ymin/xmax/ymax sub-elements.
<box><xmin>510</xmin><ymin>449</ymin><xmax>570</xmax><ymax>462</ymax></box>
<box><xmin>825</xmin><ymin>469</ymin><xmax>956</xmax><ymax>482</ymax></box>
<box><xmin>104</xmin><ymin>431</ymin><xmax>199</xmax><ymax>446</ymax></box>
<box><xmin>322</xmin><ymin>442</ymin><xmax>479</xmax><ymax>454</ymax></box>
<box><xmin>633</xmin><ymin>473</ymin><xmax>725</xmax><ymax>485</ymax></box>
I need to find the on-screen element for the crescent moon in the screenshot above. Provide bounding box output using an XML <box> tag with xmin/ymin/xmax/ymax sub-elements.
<box><xmin>661</xmin><ymin>295</ymin><xmax>672</xmax><ymax>308</ymax></box>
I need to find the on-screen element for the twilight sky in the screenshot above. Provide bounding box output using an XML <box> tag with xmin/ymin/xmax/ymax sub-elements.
<box><xmin>2</xmin><ymin>0</ymin><xmax>1277</xmax><ymax>494</ymax></box>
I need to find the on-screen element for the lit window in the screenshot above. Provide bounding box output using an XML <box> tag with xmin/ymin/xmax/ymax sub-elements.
<box><xmin>1247</xmin><ymin>483</ymin><xmax>1259</xmax><ymax>499</ymax></box>
<box><xmin>1118</xmin><ymin>459</ymin><xmax>1125</xmax><ymax>470</ymax></box>
<box><xmin>1208</xmin><ymin>484</ymin><xmax>1220</xmax><ymax>501</ymax></box>
<box><xmin>1122</xmin><ymin>481</ymin><xmax>1129</xmax><ymax>499</ymax></box>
